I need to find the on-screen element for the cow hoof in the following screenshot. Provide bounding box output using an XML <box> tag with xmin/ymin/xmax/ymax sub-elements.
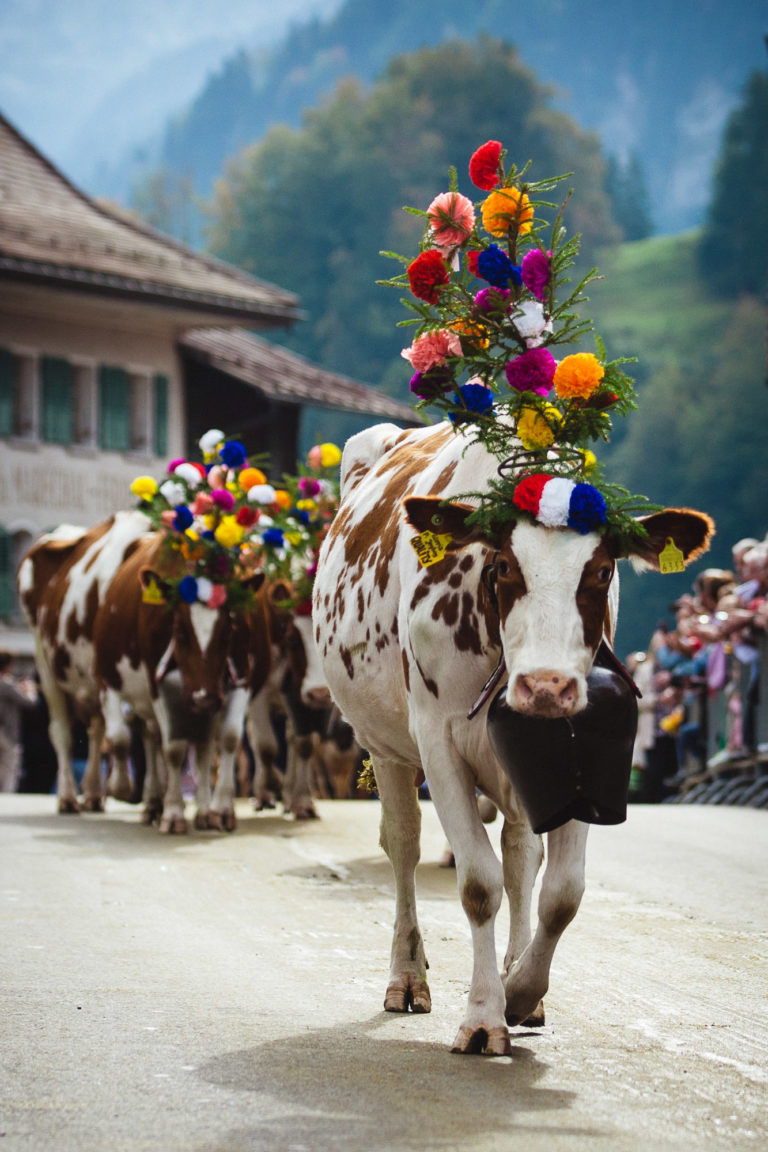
<box><xmin>108</xmin><ymin>783</ymin><xmax>133</xmax><ymax>803</ymax></box>
<box><xmin>291</xmin><ymin>805</ymin><xmax>319</xmax><ymax>821</ymax></box>
<box><xmin>58</xmin><ymin>797</ymin><xmax>80</xmax><ymax>815</ymax></box>
<box><xmin>253</xmin><ymin>796</ymin><xmax>277</xmax><ymax>811</ymax></box>
<box><xmin>520</xmin><ymin>1000</ymin><xmax>546</xmax><ymax>1028</ymax></box>
<box><xmin>451</xmin><ymin>1025</ymin><xmax>512</xmax><ymax>1056</ymax></box>
<box><xmin>214</xmin><ymin>809</ymin><xmax>236</xmax><ymax>832</ymax></box>
<box><xmin>194</xmin><ymin>811</ymin><xmax>217</xmax><ymax>831</ymax></box>
<box><xmin>159</xmin><ymin>815</ymin><xmax>188</xmax><ymax>834</ymax></box>
<box><xmin>142</xmin><ymin>803</ymin><xmax>163</xmax><ymax>826</ymax></box>
<box><xmin>81</xmin><ymin>796</ymin><xmax>105</xmax><ymax>813</ymax></box>
<box><xmin>384</xmin><ymin>974</ymin><xmax>431</xmax><ymax>1014</ymax></box>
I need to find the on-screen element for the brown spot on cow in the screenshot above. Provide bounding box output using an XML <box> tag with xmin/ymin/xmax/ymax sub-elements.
<box><xmin>462</xmin><ymin>876</ymin><xmax>492</xmax><ymax>926</ymax></box>
<box><xmin>340</xmin><ymin>645</ymin><xmax>355</xmax><ymax>680</ymax></box>
<box><xmin>576</xmin><ymin>543</ymin><xmax>616</xmax><ymax>652</ymax></box>
<box><xmin>401</xmin><ymin>649</ymin><xmax>410</xmax><ymax>692</ymax></box>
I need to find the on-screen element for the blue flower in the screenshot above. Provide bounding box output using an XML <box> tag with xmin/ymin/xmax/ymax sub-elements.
<box><xmin>477</xmin><ymin>244</ymin><xmax>522</xmax><ymax>289</ymax></box>
<box><xmin>173</xmin><ymin>505</ymin><xmax>193</xmax><ymax>532</ymax></box>
<box><xmin>567</xmin><ymin>484</ymin><xmax>607</xmax><ymax>534</ymax></box>
<box><xmin>262</xmin><ymin>527</ymin><xmax>285</xmax><ymax>548</ymax></box>
<box><xmin>448</xmin><ymin>382</ymin><xmax>494</xmax><ymax>423</ymax></box>
<box><xmin>219</xmin><ymin>440</ymin><xmax>247</xmax><ymax>468</ymax></box>
<box><xmin>177</xmin><ymin>575</ymin><xmax>198</xmax><ymax>603</ymax></box>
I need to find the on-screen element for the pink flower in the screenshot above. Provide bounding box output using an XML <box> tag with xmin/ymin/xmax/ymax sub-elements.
<box><xmin>427</xmin><ymin>191</ymin><xmax>475</xmax><ymax>248</ymax></box>
<box><xmin>160</xmin><ymin>510</ymin><xmax>176</xmax><ymax>528</ymax></box>
<box><xmin>207</xmin><ymin>465</ymin><xmax>226</xmax><ymax>489</ymax></box>
<box><xmin>504</xmin><ymin>347</ymin><xmax>557</xmax><ymax>396</ymax></box>
<box><xmin>211</xmin><ymin>488</ymin><xmax>235</xmax><ymax>512</ymax></box>
<box><xmin>207</xmin><ymin>584</ymin><xmax>227</xmax><ymax>609</ymax></box>
<box><xmin>192</xmin><ymin>492</ymin><xmax>214</xmax><ymax>515</ymax></box>
<box><xmin>521</xmin><ymin>248</ymin><xmax>551</xmax><ymax>301</ymax></box>
<box><xmin>401</xmin><ymin>329</ymin><xmax>463</xmax><ymax>373</ymax></box>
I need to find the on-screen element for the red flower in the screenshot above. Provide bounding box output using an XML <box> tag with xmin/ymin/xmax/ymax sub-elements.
<box><xmin>407</xmin><ymin>249</ymin><xmax>450</xmax><ymax>304</ymax></box>
<box><xmin>466</xmin><ymin>250</ymin><xmax>480</xmax><ymax>276</ymax></box>
<box><xmin>469</xmin><ymin>140</ymin><xmax>502</xmax><ymax>191</ymax></box>
<box><xmin>513</xmin><ymin>474</ymin><xmax>549</xmax><ymax>515</ymax></box>
<box><xmin>236</xmin><ymin>506</ymin><xmax>258</xmax><ymax>527</ymax></box>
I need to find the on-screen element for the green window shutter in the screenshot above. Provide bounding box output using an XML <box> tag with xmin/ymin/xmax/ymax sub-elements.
<box><xmin>98</xmin><ymin>366</ymin><xmax>131</xmax><ymax>451</ymax></box>
<box><xmin>41</xmin><ymin>356</ymin><xmax>74</xmax><ymax>444</ymax></box>
<box><xmin>153</xmin><ymin>373</ymin><xmax>168</xmax><ymax>457</ymax></box>
<box><xmin>0</xmin><ymin>348</ymin><xmax>15</xmax><ymax>438</ymax></box>
<box><xmin>0</xmin><ymin>528</ymin><xmax>13</xmax><ymax>620</ymax></box>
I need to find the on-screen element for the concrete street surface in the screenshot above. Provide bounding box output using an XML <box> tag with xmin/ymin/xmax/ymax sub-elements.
<box><xmin>0</xmin><ymin>794</ymin><xmax>766</xmax><ymax>1152</ymax></box>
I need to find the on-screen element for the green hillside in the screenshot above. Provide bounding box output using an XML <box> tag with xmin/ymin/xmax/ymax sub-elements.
<box><xmin>588</xmin><ymin>231</ymin><xmax>767</xmax><ymax>656</ymax></box>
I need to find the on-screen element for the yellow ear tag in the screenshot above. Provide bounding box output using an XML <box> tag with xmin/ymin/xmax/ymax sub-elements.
<box><xmin>142</xmin><ymin>576</ymin><xmax>166</xmax><ymax>605</ymax></box>
<box><xmin>409</xmin><ymin>530</ymin><xmax>453</xmax><ymax>567</ymax></box>
<box><xmin>659</xmin><ymin>537</ymin><xmax>685</xmax><ymax>574</ymax></box>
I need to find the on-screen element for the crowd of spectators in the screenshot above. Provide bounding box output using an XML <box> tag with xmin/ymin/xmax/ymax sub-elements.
<box><xmin>627</xmin><ymin>535</ymin><xmax>768</xmax><ymax>800</ymax></box>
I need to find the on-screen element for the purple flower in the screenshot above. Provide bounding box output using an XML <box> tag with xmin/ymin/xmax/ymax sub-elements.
<box><xmin>473</xmin><ymin>286</ymin><xmax>511</xmax><ymax>314</ymax></box>
<box><xmin>211</xmin><ymin>488</ymin><xmax>235</xmax><ymax>513</ymax></box>
<box><xmin>567</xmin><ymin>484</ymin><xmax>607</xmax><ymax>534</ymax></box>
<box><xmin>409</xmin><ymin>367</ymin><xmax>454</xmax><ymax>400</ymax></box>
<box><xmin>477</xmin><ymin>244</ymin><xmax>522</xmax><ymax>289</ymax></box>
<box><xmin>504</xmin><ymin>347</ymin><xmax>557</xmax><ymax>396</ymax></box>
<box><xmin>521</xmin><ymin>249</ymin><xmax>551</xmax><ymax>301</ymax></box>
<box><xmin>298</xmin><ymin>476</ymin><xmax>321</xmax><ymax>498</ymax></box>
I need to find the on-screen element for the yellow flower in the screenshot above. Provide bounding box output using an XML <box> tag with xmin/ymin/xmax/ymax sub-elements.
<box><xmin>481</xmin><ymin>186</ymin><xmax>533</xmax><ymax>238</ymax></box>
<box><xmin>215</xmin><ymin>516</ymin><xmax>245</xmax><ymax>548</ymax></box>
<box><xmin>285</xmin><ymin>531</ymin><xmax>304</xmax><ymax>547</ymax></box>
<box><xmin>580</xmin><ymin>449</ymin><xmax>597</xmax><ymax>473</ymax></box>
<box><xmin>554</xmin><ymin>353</ymin><xmax>604</xmax><ymax>400</ymax></box>
<box><xmin>451</xmin><ymin>318</ymin><xmax>490</xmax><ymax>350</ymax></box>
<box><xmin>296</xmin><ymin>498</ymin><xmax>317</xmax><ymax>512</ymax></box>
<box><xmin>130</xmin><ymin>475</ymin><xmax>158</xmax><ymax>501</ymax></box>
<box><xmin>319</xmin><ymin>442</ymin><xmax>342</xmax><ymax>468</ymax></box>
<box><xmin>517</xmin><ymin>405</ymin><xmax>561</xmax><ymax>450</ymax></box>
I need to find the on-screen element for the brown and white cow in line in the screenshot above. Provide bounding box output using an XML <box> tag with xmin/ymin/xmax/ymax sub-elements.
<box><xmin>19</xmin><ymin>512</ymin><xmax>267</xmax><ymax>831</ymax></box>
<box><xmin>18</xmin><ymin>512</ymin><xmax>152</xmax><ymax>812</ymax></box>
<box><xmin>313</xmin><ymin>421</ymin><xmax>713</xmax><ymax>1055</ymax></box>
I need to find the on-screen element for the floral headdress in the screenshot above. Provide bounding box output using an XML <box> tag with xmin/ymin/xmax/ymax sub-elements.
<box><xmin>130</xmin><ymin>430</ymin><xmax>341</xmax><ymax>611</ymax></box>
<box><xmin>381</xmin><ymin>141</ymin><xmax>656</xmax><ymax>550</ymax></box>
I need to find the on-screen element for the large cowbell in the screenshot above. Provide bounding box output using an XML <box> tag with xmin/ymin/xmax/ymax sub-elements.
<box><xmin>487</xmin><ymin>662</ymin><xmax>638</xmax><ymax>835</ymax></box>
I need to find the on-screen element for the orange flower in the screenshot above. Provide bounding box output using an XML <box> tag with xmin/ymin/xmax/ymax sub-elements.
<box><xmin>273</xmin><ymin>489</ymin><xmax>292</xmax><ymax>511</ymax></box>
<box><xmin>451</xmin><ymin>318</ymin><xmax>489</xmax><ymax>350</ymax></box>
<box><xmin>553</xmin><ymin>353</ymin><xmax>605</xmax><ymax>400</ymax></box>
<box><xmin>481</xmin><ymin>186</ymin><xmax>533</xmax><ymax>238</ymax></box>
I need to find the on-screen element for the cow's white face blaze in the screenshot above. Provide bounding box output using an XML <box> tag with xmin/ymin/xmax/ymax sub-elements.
<box><xmin>496</xmin><ymin>520</ymin><xmax>615</xmax><ymax>718</ymax></box>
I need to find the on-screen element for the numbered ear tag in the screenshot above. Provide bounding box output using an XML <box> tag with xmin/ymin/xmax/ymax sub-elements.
<box><xmin>409</xmin><ymin>530</ymin><xmax>453</xmax><ymax>567</ymax></box>
<box><xmin>659</xmin><ymin>537</ymin><xmax>685</xmax><ymax>574</ymax></box>
<box><xmin>142</xmin><ymin>576</ymin><xmax>166</xmax><ymax>605</ymax></box>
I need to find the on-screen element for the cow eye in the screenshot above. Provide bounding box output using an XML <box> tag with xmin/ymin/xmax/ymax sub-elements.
<box><xmin>497</xmin><ymin>557</ymin><xmax>511</xmax><ymax>578</ymax></box>
<box><xmin>597</xmin><ymin>564</ymin><xmax>613</xmax><ymax>583</ymax></box>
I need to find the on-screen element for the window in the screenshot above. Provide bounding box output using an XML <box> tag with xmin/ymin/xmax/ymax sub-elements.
<box><xmin>41</xmin><ymin>356</ymin><xmax>74</xmax><ymax>444</ymax></box>
<box><xmin>0</xmin><ymin>527</ymin><xmax>13</xmax><ymax>620</ymax></box>
<box><xmin>153</xmin><ymin>374</ymin><xmax>168</xmax><ymax>457</ymax></box>
<box><xmin>98</xmin><ymin>365</ymin><xmax>131</xmax><ymax>451</ymax></box>
<box><xmin>0</xmin><ymin>349</ymin><xmax>14</xmax><ymax>438</ymax></box>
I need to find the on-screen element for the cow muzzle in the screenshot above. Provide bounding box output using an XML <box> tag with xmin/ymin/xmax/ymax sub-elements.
<box><xmin>302</xmin><ymin>685</ymin><xmax>333</xmax><ymax>711</ymax></box>
<box><xmin>189</xmin><ymin>688</ymin><xmax>221</xmax><ymax>714</ymax></box>
<box><xmin>511</xmin><ymin>670</ymin><xmax>581</xmax><ymax>718</ymax></box>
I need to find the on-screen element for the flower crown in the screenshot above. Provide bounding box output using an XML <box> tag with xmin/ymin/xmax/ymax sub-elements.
<box><xmin>381</xmin><ymin>141</ymin><xmax>656</xmax><ymax>550</ymax></box>
<box><xmin>131</xmin><ymin>430</ymin><xmax>341</xmax><ymax>611</ymax></box>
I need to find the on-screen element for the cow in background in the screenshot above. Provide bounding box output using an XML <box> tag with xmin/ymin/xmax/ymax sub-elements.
<box><xmin>18</xmin><ymin>512</ymin><xmax>150</xmax><ymax>812</ymax></box>
<box><xmin>313</xmin><ymin>421</ymin><xmax>713</xmax><ymax>1054</ymax></box>
<box><xmin>92</xmin><ymin>532</ymin><xmax>265</xmax><ymax>833</ymax></box>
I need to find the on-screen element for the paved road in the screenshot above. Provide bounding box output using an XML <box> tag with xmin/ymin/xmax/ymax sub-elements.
<box><xmin>0</xmin><ymin>794</ymin><xmax>766</xmax><ymax>1152</ymax></box>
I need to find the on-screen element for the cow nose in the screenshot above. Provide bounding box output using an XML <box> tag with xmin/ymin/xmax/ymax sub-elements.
<box><xmin>190</xmin><ymin>688</ymin><xmax>220</xmax><ymax>713</ymax></box>
<box><xmin>512</xmin><ymin>671</ymin><xmax>579</xmax><ymax>718</ymax></box>
<box><xmin>303</xmin><ymin>685</ymin><xmax>332</xmax><ymax>710</ymax></box>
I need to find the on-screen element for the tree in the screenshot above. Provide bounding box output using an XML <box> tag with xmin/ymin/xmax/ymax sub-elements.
<box><xmin>604</xmin><ymin>151</ymin><xmax>653</xmax><ymax>241</ymax></box>
<box><xmin>206</xmin><ymin>37</ymin><xmax>621</xmax><ymax>398</ymax></box>
<box><xmin>698</xmin><ymin>67</ymin><xmax>768</xmax><ymax>297</ymax></box>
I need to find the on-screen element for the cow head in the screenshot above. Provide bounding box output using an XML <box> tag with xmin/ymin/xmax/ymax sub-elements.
<box><xmin>140</xmin><ymin>568</ymin><xmax>265</xmax><ymax>712</ymax></box>
<box><xmin>405</xmin><ymin>498</ymin><xmax>714</xmax><ymax>719</ymax></box>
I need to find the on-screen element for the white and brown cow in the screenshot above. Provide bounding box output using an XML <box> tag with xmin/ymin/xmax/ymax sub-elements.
<box><xmin>18</xmin><ymin>512</ymin><xmax>152</xmax><ymax>812</ymax></box>
<box><xmin>313</xmin><ymin>421</ymin><xmax>713</xmax><ymax>1055</ymax></box>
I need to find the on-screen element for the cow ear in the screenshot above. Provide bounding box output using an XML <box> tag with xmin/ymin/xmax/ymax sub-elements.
<box><xmin>242</xmin><ymin>571</ymin><xmax>265</xmax><ymax>595</ymax></box>
<box><xmin>139</xmin><ymin>566</ymin><xmax>171</xmax><ymax>600</ymax></box>
<box><xmin>268</xmin><ymin>579</ymin><xmax>293</xmax><ymax>607</ymax></box>
<box><xmin>628</xmin><ymin>509</ymin><xmax>715</xmax><ymax>570</ymax></box>
<box><xmin>403</xmin><ymin>497</ymin><xmax>488</xmax><ymax>549</ymax></box>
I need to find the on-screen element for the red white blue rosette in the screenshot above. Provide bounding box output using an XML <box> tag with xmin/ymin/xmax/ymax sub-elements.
<box><xmin>513</xmin><ymin>474</ymin><xmax>607</xmax><ymax>535</ymax></box>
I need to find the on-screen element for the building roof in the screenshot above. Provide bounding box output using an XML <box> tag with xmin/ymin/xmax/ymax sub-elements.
<box><xmin>179</xmin><ymin>327</ymin><xmax>420</xmax><ymax>424</ymax></box>
<box><xmin>0</xmin><ymin>112</ymin><xmax>300</xmax><ymax>324</ymax></box>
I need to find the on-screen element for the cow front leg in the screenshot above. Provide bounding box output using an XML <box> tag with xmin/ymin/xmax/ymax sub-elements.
<box><xmin>158</xmin><ymin>739</ymin><xmax>189</xmax><ymax>834</ymax></box>
<box><xmin>141</xmin><ymin>728</ymin><xmax>165</xmax><ymax>825</ymax></box>
<box><xmin>425</xmin><ymin>758</ymin><xmax>509</xmax><ymax>1055</ymax></box>
<box><xmin>208</xmin><ymin>687</ymin><xmax>249</xmax><ymax>831</ymax></box>
<box><xmin>504</xmin><ymin>820</ymin><xmax>587</xmax><ymax>1025</ymax></box>
<box><xmin>245</xmin><ymin>688</ymin><xmax>282</xmax><ymax>810</ymax></box>
<box><xmin>375</xmin><ymin>759</ymin><xmax>431</xmax><ymax>1015</ymax></box>
<box><xmin>282</xmin><ymin>722</ymin><xmax>318</xmax><ymax>820</ymax></box>
<box><xmin>500</xmin><ymin>812</ymin><xmax>545</xmax><ymax>1026</ymax></box>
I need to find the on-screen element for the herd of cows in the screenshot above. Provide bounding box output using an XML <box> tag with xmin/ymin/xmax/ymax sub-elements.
<box><xmin>17</xmin><ymin>508</ymin><xmax>361</xmax><ymax>832</ymax></box>
<box><xmin>17</xmin><ymin>419</ymin><xmax>714</xmax><ymax>1053</ymax></box>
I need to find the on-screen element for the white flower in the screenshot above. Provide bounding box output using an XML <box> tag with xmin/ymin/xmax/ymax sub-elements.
<box><xmin>196</xmin><ymin>576</ymin><xmax>213</xmax><ymax>603</ymax></box>
<box><xmin>511</xmin><ymin>300</ymin><xmax>553</xmax><ymax>348</ymax></box>
<box><xmin>173</xmin><ymin>462</ymin><xmax>202</xmax><ymax>487</ymax></box>
<box><xmin>199</xmin><ymin>428</ymin><xmax>225</xmax><ymax>455</ymax></box>
<box><xmin>247</xmin><ymin>484</ymin><xmax>277</xmax><ymax>505</ymax></box>
<box><xmin>159</xmin><ymin>479</ymin><xmax>186</xmax><ymax>506</ymax></box>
